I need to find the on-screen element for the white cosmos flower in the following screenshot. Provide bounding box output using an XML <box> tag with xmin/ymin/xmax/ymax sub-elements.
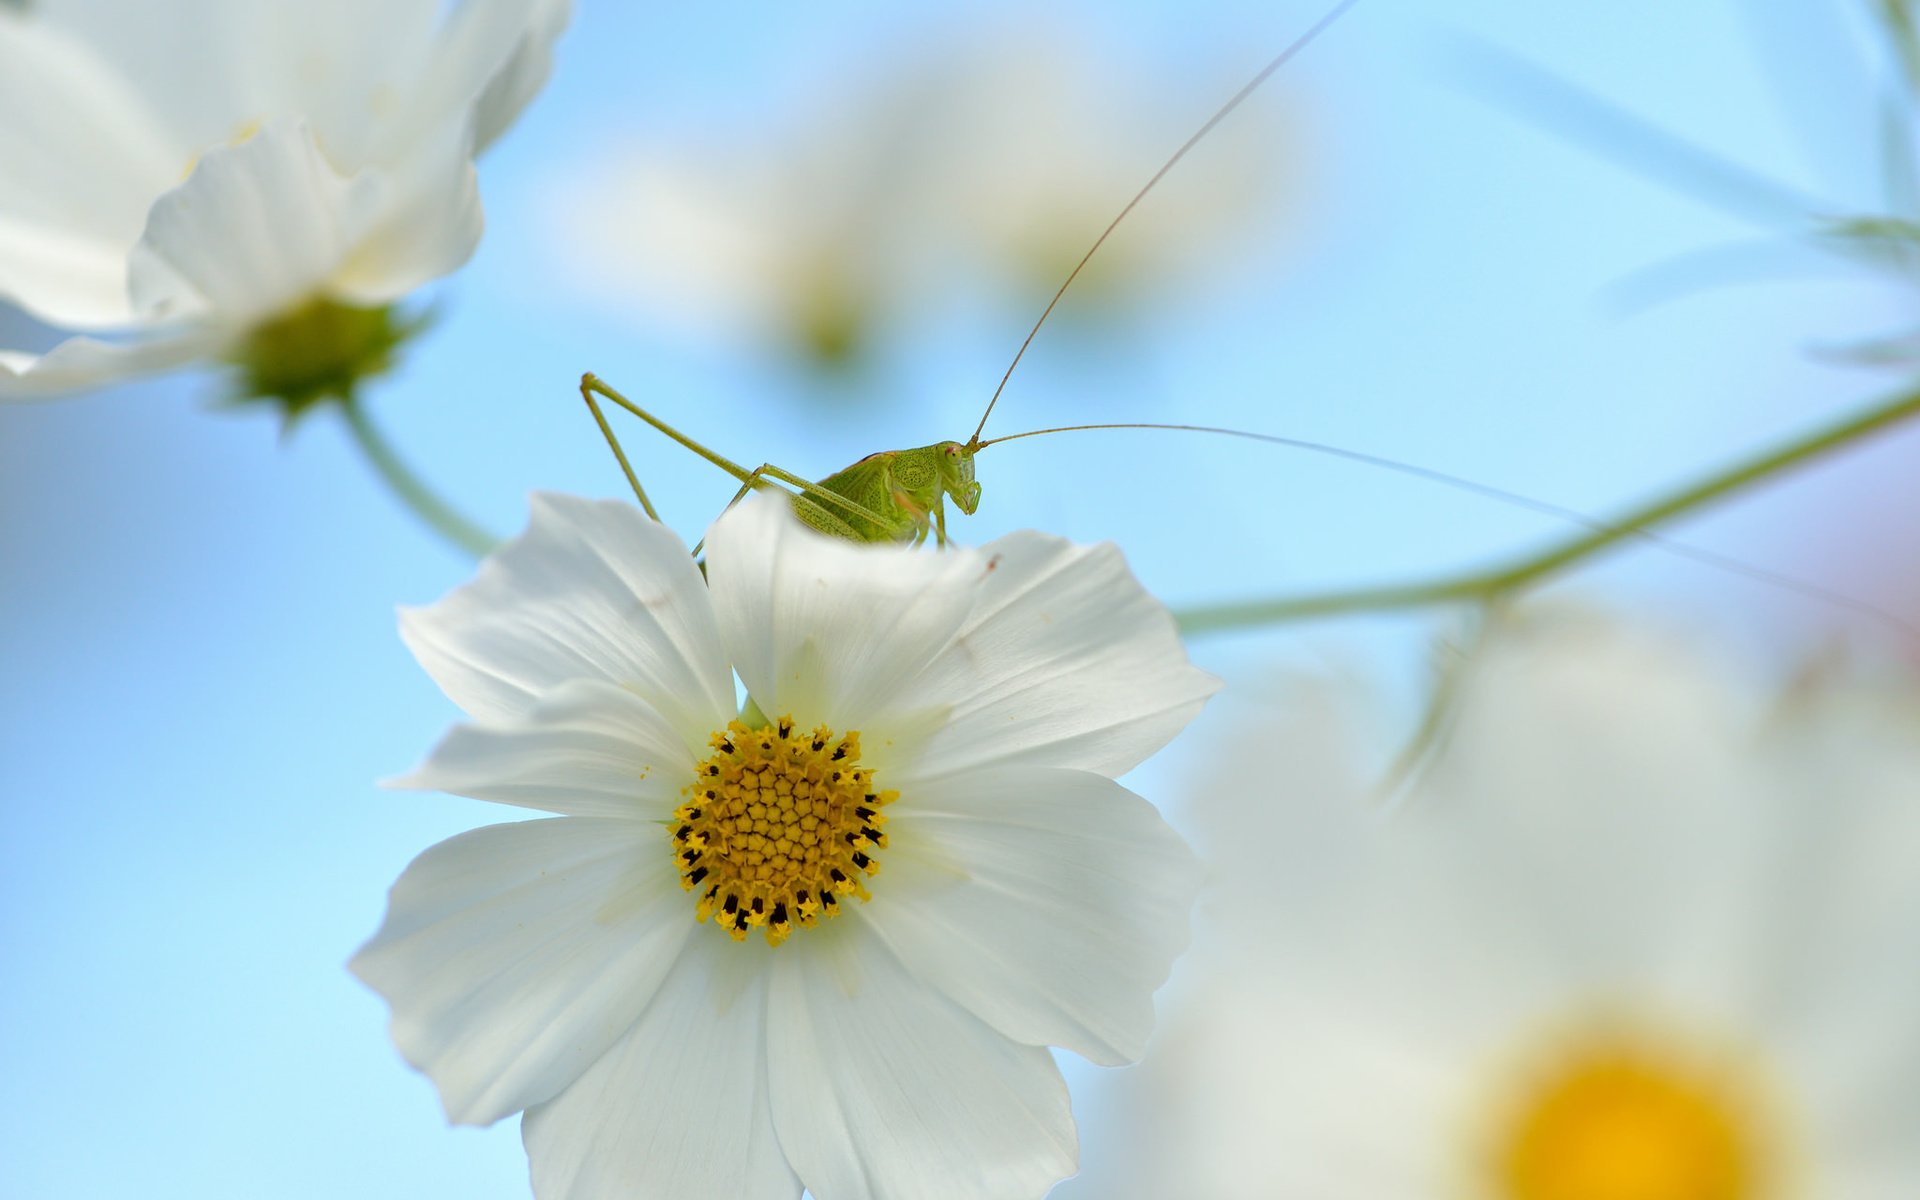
<box><xmin>0</xmin><ymin>0</ymin><xmax>568</xmax><ymax>398</ymax></box>
<box><xmin>1065</xmin><ymin>611</ymin><xmax>1920</xmax><ymax>1200</ymax></box>
<box><xmin>352</xmin><ymin>493</ymin><xmax>1215</xmax><ymax>1199</ymax></box>
<box><xmin>552</xmin><ymin>22</ymin><xmax>1290</xmax><ymax>372</ymax></box>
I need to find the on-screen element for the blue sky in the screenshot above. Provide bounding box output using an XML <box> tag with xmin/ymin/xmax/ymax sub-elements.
<box><xmin>1</xmin><ymin>1</ymin><xmax>1912</xmax><ymax>1196</ymax></box>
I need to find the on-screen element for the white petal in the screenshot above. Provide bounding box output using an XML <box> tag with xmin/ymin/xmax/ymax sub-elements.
<box><xmin>0</xmin><ymin>328</ymin><xmax>228</xmax><ymax>400</ymax></box>
<box><xmin>33</xmin><ymin>0</ymin><xmax>439</xmax><ymax>166</ymax></box>
<box><xmin>128</xmin><ymin>118</ymin><xmax>385</xmax><ymax>322</ymax></box>
<box><xmin>0</xmin><ymin>218</ymin><xmax>134</xmax><ymax>332</ymax></box>
<box><xmin>1073</xmin><ymin>983</ymin><xmax>1468</xmax><ymax>1200</ymax></box>
<box><xmin>523</xmin><ymin>936</ymin><xmax>800</xmax><ymax>1200</ymax></box>
<box><xmin>860</xmin><ymin>765</ymin><xmax>1200</xmax><ymax>1066</ymax></box>
<box><xmin>0</xmin><ymin>13</ymin><xmax>177</xmax><ymax>325</ymax></box>
<box><xmin>469</xmin><ymin>0</ymin><xmax>572</xmax><ymax>154</ymax></box>
<box><xmin>768</xmin><ymin>929</ymin><xmax>1077</xmax><ymax>1200</ymax></box>
<box><xmin>909</xmin><ymin>530</ymin><xmax>1218</xmax><ymax>779</ymax></box>
<box><xmin>395</xmin><ymin>678</ymin><xmax>698</xmax><ymax>820</ymax></box>
<box><xmin>351</xmin><ymin>816</ymin><xmax>692</xmax><ymax>1126</ymax></box>
<box><xmin>1708</xmin><ymin>680</ymin><xmax>1920</xmax><ymax>1031</ymax></box>
<box><xmin>365</xmin><ymin>0</ymin><xmax>565</xmax><ymax>168</ymax></box>
<box><xmin>1412</xmin><ymin>614</ymin><xmax>1765</xmax><ymax>990</ymax></box>
<box><xmin>329</xmin><ymin>134</ymin><xmax>484</xmax><ymax>304</ymax></box>
<box><xmin>399</xmin><ymin>493</ymin><xmax>734</xmax><ymax>749</ymax></box>
<box><xmin>248</xmin><ymin>0</ymin><xmax>443</xmax><ymax>171</ymax></box>
<box><xmin>704</xmin><ymin>496</ymin><xmax>983</xmax><ymax>736</ymax></box>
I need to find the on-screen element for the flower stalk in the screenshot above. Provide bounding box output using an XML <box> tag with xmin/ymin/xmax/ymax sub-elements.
<box><xmin>339</xmin><ymin>399</ymin><xmax>498</xmax><ymax>558</ymax></box>
<box><xmin>1176</xmin><ymin>380</ymin><xmax>1920</xmax><ymax>635</ymax></box>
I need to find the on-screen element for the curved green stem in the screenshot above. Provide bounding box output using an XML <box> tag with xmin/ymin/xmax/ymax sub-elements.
<box><xmin>1878</xmin><ymin>1</ymin><xmax>1920</xmax><ymax>98</ymax></box>
<box><xmin>340</xmin><ymin>399</ymin><xmax>499</xmax><ymax>558</ymax></box>
<box><xmin>1176</xmin><ymin>381</ymin><xmax>1920</xmax><ymax>636</ymax></box>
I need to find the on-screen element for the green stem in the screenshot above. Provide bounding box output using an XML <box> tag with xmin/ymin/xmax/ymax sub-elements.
<box><xmin>340</xmin><ymin>399</ymin><xmax>499</xmax><ymax>558</ymax></box>
<box><xmin>1879</xmin><ymin>0</ymin><xmax>1920</xmax><ymax>98</ymax></box>
<box><xmin>1176</xmin><ymin>381</ymin><xmax>1920</xmax><ymax>636</ymax></box>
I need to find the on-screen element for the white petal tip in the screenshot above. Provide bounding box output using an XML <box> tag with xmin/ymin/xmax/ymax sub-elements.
<box><xmin>379</xmin><ymin>767</ymin><xmax>433</xmax><ymax>791</ymax></box>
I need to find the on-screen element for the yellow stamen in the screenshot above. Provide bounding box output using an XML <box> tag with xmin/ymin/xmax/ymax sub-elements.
<box><xmin>1493</xmin><ymin>1034</ymin><xmax>1765</xmax><ymax>1200</ymax></box>
<box><xmin>670</xmin><ymin>716</ymin><xmax>896</xmax><ymax>946</ymax></box>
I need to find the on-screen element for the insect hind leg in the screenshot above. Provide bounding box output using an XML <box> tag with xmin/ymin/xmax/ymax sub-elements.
<box><xmin>692</xmin><ymin>463</ymin><xmax>888</xmax><ymax>554</ymax></box>
<box><xmin>579</xmin><ymin>376</ymin><xmax>660</xmax><ymax>521</ymax></box>
<box><xmin>579</xmin><ymin>373</ymin><xmax>900</xmax><ymax>549</ymax></box>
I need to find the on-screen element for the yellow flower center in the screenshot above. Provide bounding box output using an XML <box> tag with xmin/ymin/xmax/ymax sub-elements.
<box><xmin>671</xmin><ymin>716</ymin><xmax>895</xmax><ymax>946</ymax></box>
<box><xmin>1493</xmin><ymin>1038</ymin><xmax>1762</xmax><ymax>1200</ymax></box>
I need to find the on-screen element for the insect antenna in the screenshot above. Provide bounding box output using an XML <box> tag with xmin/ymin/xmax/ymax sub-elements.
<box><xmin>974</xmin><ymin>421</ymin><xmax>1614</xmax><ymax>523</ymax></box>
<box><xmin>975</xmin><ymin>420</ymin><xmax>1920</xmax><ymax>644</ymax></box>
<box><xmin>966</xmin><ymin>0</ymin><xmax>1365</xmax><ymax>450</ymax></box>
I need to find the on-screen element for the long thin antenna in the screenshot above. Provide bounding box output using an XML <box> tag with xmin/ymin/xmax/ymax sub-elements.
<box><xmin>978</xmin><ymin>420</ymin><xmax>1920</xmax><ymax>643</ymax></box>
<box><xmin>967</xmin><ymin>0</ymin><xmax>1364</xmax><ymax>447</ymax></box>
<box><xmin>976</xmin><ymin>421</ymin><xmax>1606</xmax><ymax>523</ymax></box>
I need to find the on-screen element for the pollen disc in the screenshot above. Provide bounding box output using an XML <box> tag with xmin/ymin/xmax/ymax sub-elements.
<box><xmin>672</xmin><ymin>716</ymin><xmax>895</xmax><ymax>946</ymax></box>
<box><xmin>1493</xmin><ymin>1034</ymin><xmax>1767</xmax><ymax>1200</ymax></box>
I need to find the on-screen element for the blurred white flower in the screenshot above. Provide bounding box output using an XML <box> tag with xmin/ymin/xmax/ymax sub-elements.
<box><xmin>552</xmin><ymin>25</ymin><xmax>1294</xmax><ymax>373</ymax></box>
<box><xmin>1068</xmin><ymin>612</ymin><xmax>1920</xmax><ymax>1200</ymax></box>
<box><xmin>353</xmin><ymin>494</ymin><xmax>1214</xmax><ymax>1199</ymax></box>
<box><xmin>0</xmin><ymin>0</ymin><xmax>568</xmax><ymax>404</ymax></box>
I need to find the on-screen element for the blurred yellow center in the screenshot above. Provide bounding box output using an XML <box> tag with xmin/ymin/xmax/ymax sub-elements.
<box><xmin>1496</xmin><ymin>1042</ymin><xmax>1756</xmax><ymax>1200</ymax></box>
<box><xmin>671</xmin><ymin>716</ymin><xmax>894</xmax><ymax>946</ymax></box>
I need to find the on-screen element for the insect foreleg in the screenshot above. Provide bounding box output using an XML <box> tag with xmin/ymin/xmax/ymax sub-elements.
<box><xmin>876</xmin><ymin>470</ymin><xmax>932</xmax><ymax>546</ymax></box>
<box><xmin>894</xmin><ymin>487</ymin><xmax>933</xmax><ymax>547</ymax></box>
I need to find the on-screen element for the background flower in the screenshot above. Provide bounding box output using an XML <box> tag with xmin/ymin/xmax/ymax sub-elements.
<box><xmin>0</xmin><ymin>0</ymin><xmax>568</xmax><ymax>404</ymax></box>
<box><xmin>1063</xmin><ymin>610</ymin><xmax>1920</xmax><ymax>1200</ymax></box>
<box><xmin>546</xmin><ymin>18</ymin><xmax>1295</xmax><ymax>385</ymax></box>
<box><xmin>353</xmin><ymin>494</ymin><xmax>1214</xmax><ymax>1198</ymax></box>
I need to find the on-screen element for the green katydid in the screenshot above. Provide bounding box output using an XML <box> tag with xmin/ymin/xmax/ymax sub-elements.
<box><xmin>580</xmin><ymin>371</ymin><xmax>979</xmax><ymax>548</ymax></box>
<box><xmin>579</xmin><ymin>0</ymin><xmax>1366</xmax><ymax>551</ymax></box>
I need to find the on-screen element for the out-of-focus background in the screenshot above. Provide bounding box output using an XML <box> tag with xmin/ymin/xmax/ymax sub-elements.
<box><xmin>2</xmin><ymin>1</ymin><xmax>1913</xmax><ymax>1196</ymax></box>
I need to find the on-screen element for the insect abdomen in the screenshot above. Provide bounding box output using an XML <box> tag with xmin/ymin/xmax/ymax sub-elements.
<box><xmin>796</xmin><ymin>453</ymin><xmax>912</xmax><ymax>543</ymax></box>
